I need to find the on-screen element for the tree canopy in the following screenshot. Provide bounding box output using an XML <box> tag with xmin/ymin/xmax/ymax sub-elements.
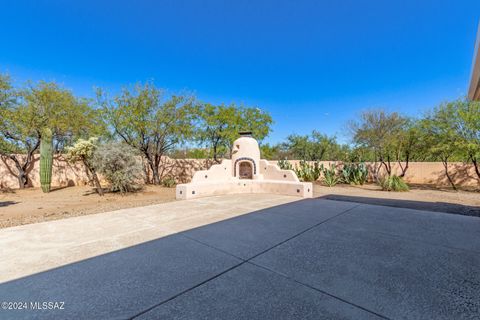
<box><xmin>99</xmin><ymin>83</ymin><xmax>197</xmax><ymax>184</ymax></box>
<box><xmin>0</xmin><ymin>77</ymin><xmax>104</xmax><ymax>187</ymax></box>
<box><xmin>2</xmin><ymin>72</ymin><xmax>480</xmax><ymax>190</ymax></box>
<box><xmin>196</xmin><ymin>103</ymin><xmax>273</xmax><ymax>162</ymax></box>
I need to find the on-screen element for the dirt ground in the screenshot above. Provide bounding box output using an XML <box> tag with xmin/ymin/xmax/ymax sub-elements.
<box><xmin>314</xmin><ymin>183</ymin><xmax>480</xmax><ymax>217</ymax></box>
<box><xmin>1</xmin><ymin>183</ymin><xmax>479</xmax><ymax>229</ymax></box>
<box><xmin>0</xmin><ymin>186</ymin><xmax>176</xmax><ymax>228</ymax></box>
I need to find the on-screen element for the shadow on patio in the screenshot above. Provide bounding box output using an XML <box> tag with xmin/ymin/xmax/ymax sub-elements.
<box><xmin>0</xmin><ymin>195</ymin><xmax>479</xmax><ymax>320</ymax></box>
<box><xmin>319</xmin><ymin>194</ymin><xmax>480</xmax><ymax>217</ymax></box>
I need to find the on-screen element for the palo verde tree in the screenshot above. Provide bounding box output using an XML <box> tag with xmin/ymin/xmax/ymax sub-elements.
<box><xmin>100</xmin><ymin>83</ymin><xmax>197</xmax><ymax>185</ymax></box>
<box><xmin>196</xmin><ymin>103</ymin><xmax>273</xmax><ymax>162</ymax></box>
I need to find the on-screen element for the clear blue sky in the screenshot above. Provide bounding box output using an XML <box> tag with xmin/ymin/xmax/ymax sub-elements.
<box><xmin>1</xmin><ymin>0</ymin><xmax>479</xmax><ymax>144</ymax></box>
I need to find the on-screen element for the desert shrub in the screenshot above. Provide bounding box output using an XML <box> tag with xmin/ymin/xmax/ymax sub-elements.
<box><xmin>295</xmin><ymin>160</ymin><xmax>321</xmax><ymax>182</ymax></box>
<box><xmin>93</xmin><ymin>142</ymin><xmax>143</xmax><ymax>193</ymax></box>
<box><xmin>341</xmin><ymin>162</ymin><xmax>368</xmax><ymax>185</ymax></box>
<box><xmin>65</xmin><ymin>137</ymin><xmax>104</xmax><ymax>196</ymax></box>
<box><xmin>320</xmin><ymin>163</ymin><xmax>340</xmax><ymax>187</ymax></box>
<box><xmin>277</xmin><ymin>159</ymin><xmax>293</xmax><ymax>170</ymax></box>
<box><xmin>161</xmin><ymin>177</ymin><xmax>176</xmax><ymax>188</ymax></box>
<box><xmin>379</xmin><ymin>175</ymin><xmax>409</xmax><ymax>192</ymax></box>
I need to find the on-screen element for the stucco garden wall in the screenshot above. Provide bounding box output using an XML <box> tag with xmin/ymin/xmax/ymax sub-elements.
<box><xmin>0</xmin><ymin>155</ymin><xmax>211</xmax><ymax>189</ymax></box>
<box><xmin>0</xmin><ymin>155</ymin><xmax>479</xmax><ymax>189</ymax></box>
<box><xmin>272</xmin><ymin>160</ymin><xmax>479</xmax><ymax>188</ymax></box>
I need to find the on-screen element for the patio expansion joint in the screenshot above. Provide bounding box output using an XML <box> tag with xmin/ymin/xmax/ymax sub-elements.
<box><xmin>128</xmin><ymin>260</ymin><xmax>247</xmax><ymax>320</ymax></box>
<box><xmin>246</xmin><ymin>261</ymin><xmax>392</xmax><ymax>320</ymax></box>
<box><xmin>129</xmin><ymin>203</ymin><xmax>364</xmax><ymax>319</ymax></box>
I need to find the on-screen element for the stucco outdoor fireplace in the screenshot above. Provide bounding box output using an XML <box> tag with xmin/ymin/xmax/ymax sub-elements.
<box><xmin>176</xmin><ymin>132</ymin><xmax>313</xmax><ymax>200</ymax></box>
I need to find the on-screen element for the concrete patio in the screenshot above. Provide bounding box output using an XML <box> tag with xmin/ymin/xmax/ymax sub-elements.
<box><xmin>1</xmin><ymin>194</ymin><xmax>479</xmax><ymax>319</ymax></box>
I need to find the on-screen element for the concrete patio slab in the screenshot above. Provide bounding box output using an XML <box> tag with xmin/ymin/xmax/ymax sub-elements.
<box><xmin>0</xmin><ymin>194</ymin><xmax>297</xmax><ymax>283</ymax></box>
<box><xmin>182</xmin><ymin>199</ymin><xmax>358</xmax><ymax>259</ymax></box>
<box><xmin>1</xmin><ymin>195</ymin><xmax>479</xmax><ymax>319</ymax></box>
<box><xmin>252</xmin><ymin>220</ymin><xmax>480</xmax><ymax>319</ymax></box>
<box><xmin>136</xmin><ymin>262</ymin><xmax>383</xmax><ymax>320</ymax></box>
<box><xmin>325</xmin><ymin>203</ymin><xmax>480</xmax><ymax>253</ymax></box>
<box><xmin>0</xmin><ymin>234</ymin><xmax>241</xmax><ymax>320</ymax></box>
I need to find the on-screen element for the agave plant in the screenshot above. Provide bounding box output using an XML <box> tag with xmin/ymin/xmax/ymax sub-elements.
<box><xmin>320</xmin><ymin>163</ymin><xmax>340</xmax><ymax>187</ymax></box>
<box><xmin>379</xmin><ymin>175</ymin><xmax>409</xmax><ymax>192</ymax></box>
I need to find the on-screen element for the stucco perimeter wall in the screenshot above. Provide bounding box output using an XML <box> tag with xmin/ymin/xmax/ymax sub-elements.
<box><xmin>0</xmin><ymin>155</ymin><xmax>479</xmax><ymax>189</ymax></box>
<box><xmin>271</xmin><ymin>161</ymin><xmax>480</xmax><ymax>188</ymax></box>
<box><xmin>0</xmin><ymin>155</ymin><xmax>211</xmax><ymax>189</ymax></box>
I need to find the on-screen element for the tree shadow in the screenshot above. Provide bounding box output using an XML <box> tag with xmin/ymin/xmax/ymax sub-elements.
<box><xmin>0</xmin><ymin>201</ymin><xmax>18</xmax><ymax>207</ymax></box>
<box><xmin>431</xmin><ymin>162</ymin><xmax>480</xmax><ymax>191</ymax></box>
<box><xmin>49</xmin><ymin>180</ymin><xmax>76</xmax><ymax>193</ymax></box>
<box><xmin>319</xmin><ymin>194</ymin><xmax>480</xmax><ymax>217</ymax></box>
<box><xmin>142</xmin><ymin>157</ymin><xmax>213</xmax><ymax>184</ymax></box>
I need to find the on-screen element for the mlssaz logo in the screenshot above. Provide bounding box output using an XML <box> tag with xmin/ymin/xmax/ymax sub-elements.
<box><xmin>30</xmin><ymin>301</ymin><xmax>65</xmax><ymax>310</ymax></box>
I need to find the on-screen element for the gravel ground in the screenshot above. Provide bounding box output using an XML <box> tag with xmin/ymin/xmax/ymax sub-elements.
<box><xmin>0</xmin><ymin>185</ymin><xmax>176</xmax><ymax>228</ymax></box>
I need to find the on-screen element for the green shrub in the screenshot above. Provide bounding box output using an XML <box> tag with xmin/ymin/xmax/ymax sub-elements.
<box><xmin>295</xmin><ymin>160</ymin><xmax>321</xmax><ymax>182</ymax></box>
<box><xmin>161</xmin><ymin>177</ymin><xmax>176</xmax><ymax>188</ymax></box>
<box><xmin>379</xmin><ymin>175</ymin><xmax>409</xmax><ymax>192</ymax></box>
<box><xmin>93</xmin><ymin>142</ymin><xmax>143</xmax><ymax>193</ymax></box>
<box><xmin>341</xmin><ymin>162</ymin><xmax>368</xmax><ymax>185</ymax></box>
<box><xmin>277</xmin><ymin>159</ymin><xmax>293</xmax><ymax>170</ymax></box>
<box><xmin>320</xmin><ymin>163</ymin><xmax>340</xmax><ymax>187</ymax></box>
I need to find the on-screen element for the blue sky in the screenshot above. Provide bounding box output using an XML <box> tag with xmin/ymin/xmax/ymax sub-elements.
<box><xmin>1</xmin><ymin>0</ymin><xmax>479</xmax><ymax>144</ymax></box>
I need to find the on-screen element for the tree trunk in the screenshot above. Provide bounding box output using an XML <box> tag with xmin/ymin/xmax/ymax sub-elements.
<box><xmin>152</xmin><ymin>165</ymin><xmax>160</xmax><ymax>185</ymax></box>
<box><xmin>398</xmin><ymin>154</ymin><xmax>409</xmax><ymax>178</ymax></box>
<box><xmin>470</xmin><ymin>155</ymin><xmax>480</xmax><ymax>181</ymax></box>
<box><xmin>213</xmin><ymin>144</ymin><xmax>221</xmax><ymax>164</ymax></box>
<box><xmin>142</xmin><ymin>159</ymin><xmax>151</xmax><ymax>184</ymax></box>
<box><xmin>143</xmin><ymin>152</ymin><xmax>161</xmax><ymax>185</ymax></box>
<box><xmin>90</xmin><ymin>168</ymin><xmax>104</xmax><ymax>196</ymax></box>
<box><xmin>381</xmin><ymin>160</ymin><xmax>391</xmax><ymax>176</ymax></box>
<box><xmin>442</xmin><ymin>159</ymin><xmax>457</xmax><ymax>191</ymax></box>
<box><xmin>17</xmin><ymin>168</ymin><xmax>27</xmax><ymax>188</ymax></box>
<box><xmin>10</xmin><ymin>156</ymin><xmax>29</xmax><ymax>188</ymax></box>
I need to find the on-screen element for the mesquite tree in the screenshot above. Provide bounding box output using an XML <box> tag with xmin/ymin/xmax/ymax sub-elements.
<box><xmin>349</xmin><ymin>110</ymin><xmax>415</xmax><ymax>179</ymax></box>
<box><xmin>99</xmin><ymin>83</ymin><xmax>197</xmax><ymax>185</ymax></box>
<box><xmin>454</xmin><ymin>99</ymin><xmax>480</xmax><ymax>181</ymax></box>
<box><xmin>0</xmin><ymin>77</ymin><xmax>103</xmax><ymax>188</ymax></box>
<box><xmin>419</xmin><ymin>103</ymin><xmax>462</xmax><ymax>190</ymax></box>
<box><xmin>0</xmin><ymin>75</ymin><xmax>40</xmax><ymax>188</ymax></box>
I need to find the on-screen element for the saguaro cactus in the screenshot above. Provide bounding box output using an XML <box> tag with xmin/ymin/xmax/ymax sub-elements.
<box><xmin>40</xmin><ymin>128</ymin><xmax>53</xmax><ymax>193</ymax></box>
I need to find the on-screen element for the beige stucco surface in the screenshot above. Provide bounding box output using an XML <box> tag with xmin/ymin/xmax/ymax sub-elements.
<box><xmin>176</xmin><ymin>136</ymin><xmax>313</xmax><ymax>199</ymax></box>
<box><xmin>0</xmin><ymin>193</ymin><xmax>299</xmax><ymax>284</ymax></box>
<box><xmin>1</xmin><ymin>155</ymin><xmax>479</xmax><ymax>190</ymax></box>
